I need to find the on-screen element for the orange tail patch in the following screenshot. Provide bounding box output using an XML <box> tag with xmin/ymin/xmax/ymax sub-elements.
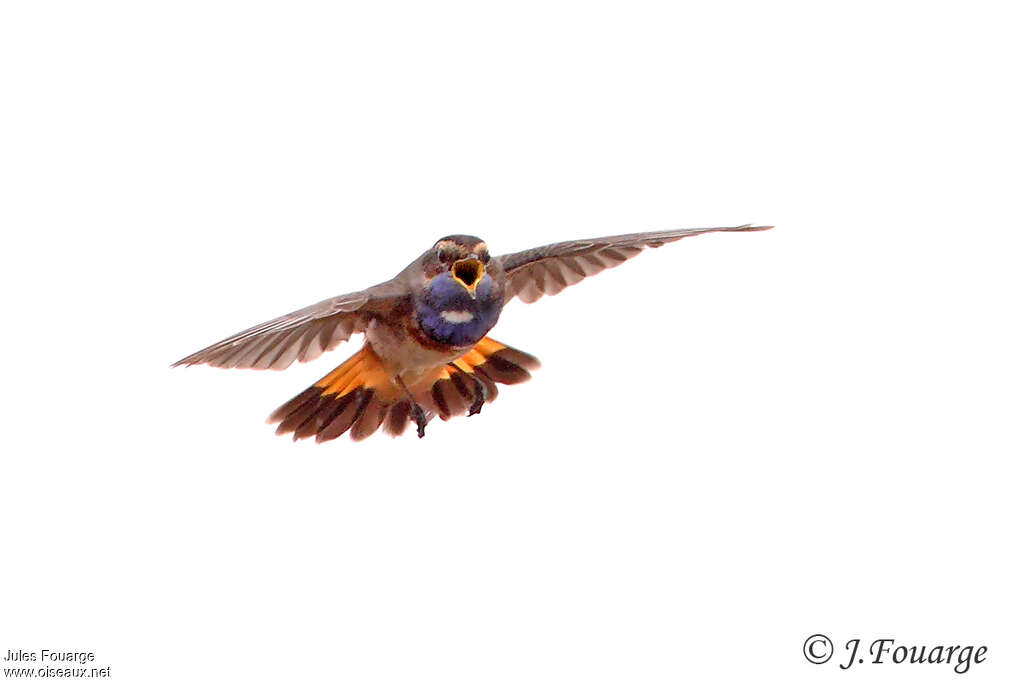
<box><xmin>269</xmin><ymin>338</ymin><xmax>540</xmax><ymax>442</ymax></box>
<box><xmin>430</xmin><ymin>338</ymin><xmax>540</xmax><ymax>420</ymax></box>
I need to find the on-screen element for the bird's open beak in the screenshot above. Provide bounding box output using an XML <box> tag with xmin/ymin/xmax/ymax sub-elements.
<box><xmin>452</xmin><ymin>258</ymin><xmax>484</xmax><ymax>295</ymax></box>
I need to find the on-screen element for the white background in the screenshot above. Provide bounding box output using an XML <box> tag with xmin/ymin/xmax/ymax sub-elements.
<box><xmin>2</xmin><ymin>1</ymin><xmax>1021</xmax><ymax>681</ymax></box>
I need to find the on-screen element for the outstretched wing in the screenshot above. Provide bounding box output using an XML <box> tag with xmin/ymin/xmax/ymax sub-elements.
<box><xmin>497</xmin><ymin>224</ymin><xmax>771</xmax><ymax>304</ymax></box>
<box><xmin>172</xmin><ymin>279</ymin><xmax>407</xmax><ymax>370</ymax></box>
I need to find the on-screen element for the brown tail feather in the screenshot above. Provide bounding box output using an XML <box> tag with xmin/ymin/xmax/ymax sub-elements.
<box><xmin>383</xmin><ymin>401</ymin><xmax>412</xmax><ymax>437</ymax></box>
<box><xmin>268</xmin><ymin>338</ymin><xmax>540</xmax><ymax>442</ymax></box>
<box><xmin>422</xmin><ymin>339</ymin><xmax>540</xmax><ymax>421</ymax></box>
<box><xmin>315</xmin><ymin>389</ymin><xmax>369</xmax><ymax>442</ymax></box>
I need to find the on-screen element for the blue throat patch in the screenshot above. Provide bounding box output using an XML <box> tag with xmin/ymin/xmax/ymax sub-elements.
<box><xmin>416</xmin><ymin>273</ymin><xmax>502</xmax><ymax>347</ymax></box>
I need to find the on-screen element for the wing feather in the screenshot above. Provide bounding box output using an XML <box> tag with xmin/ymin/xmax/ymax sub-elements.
<box><xmin>498</xmin><ymin>224</ymin><xmax>771</xmax><ymax>304</ymax></box>
<box><xmin>173</xmin><ymin>279</ymin><xmax>406</xmax><ymax>370</ymax></box>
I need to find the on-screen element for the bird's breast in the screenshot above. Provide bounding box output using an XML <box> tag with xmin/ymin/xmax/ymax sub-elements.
<box><xmin>365</xmin><ymin>319</ymin><xmax>464</xmax><ymax>379</ymax></box>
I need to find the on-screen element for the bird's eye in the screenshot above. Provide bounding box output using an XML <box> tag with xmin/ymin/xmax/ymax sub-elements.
<box><xmin>437</xmin><ymin>245</ymin><xmax>457</xmax><ymax>262</ymax></box>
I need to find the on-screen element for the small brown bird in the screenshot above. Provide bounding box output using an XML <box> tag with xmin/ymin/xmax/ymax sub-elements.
<box><xmin>174</xmin><ymin>225</ymin><xmax>771</xmax><ymax>441</ymax></box>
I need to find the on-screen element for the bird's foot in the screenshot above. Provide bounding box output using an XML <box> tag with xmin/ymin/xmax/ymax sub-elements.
<box><xmin>466</xmin><ymin>373</ymin><xmax>486</xmax><ymax>416</ymax></box>
<box><xmin>412</xmin><ymin>403</ymin><xmax>428</xmax><ymax>438</ymax></box>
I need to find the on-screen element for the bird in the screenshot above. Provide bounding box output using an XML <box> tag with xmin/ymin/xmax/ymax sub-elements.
<box><xmin>174</xmin><ymin>224</ymin><xmax>771</xmax><ymax>441</ymax></box>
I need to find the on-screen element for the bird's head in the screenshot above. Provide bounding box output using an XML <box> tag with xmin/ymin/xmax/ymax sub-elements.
<box><xmin>415</xmin><ymin>235</ymin><xmax>502</xmax><ymax>346</ymax></box>
<box><xmin>424</xmin><ymin>235</ymin><xmax>491</xmax><ymax>293</ymax></box>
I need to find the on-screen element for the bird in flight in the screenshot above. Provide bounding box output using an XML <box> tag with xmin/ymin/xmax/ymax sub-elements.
<box><xmin>174</xmin><ymin>225</ymin><xmax>771</xmax><ymax>441</ymax></box>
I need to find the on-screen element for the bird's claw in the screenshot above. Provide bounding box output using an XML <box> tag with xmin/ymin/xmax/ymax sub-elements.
<box><xmin>412</xmin><ymin>403</ymin><xmax>428</xmax><ymax>438</ymax></box>
<box><xmin>467</xmin><ymin>374</ymin><xmax>486</xmax><ymax>416</ymax></box>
